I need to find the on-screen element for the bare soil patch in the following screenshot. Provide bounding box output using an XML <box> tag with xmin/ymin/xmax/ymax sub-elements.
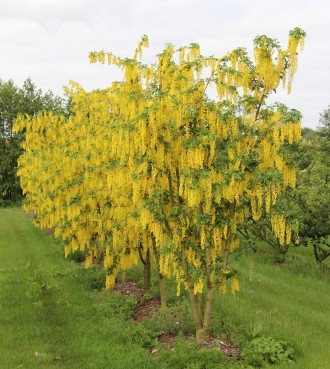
<box><xmin>112</xmin><ymin>281</ymin><xmax>144</xmax><ymax>301</ymax></box>
<box><xmin>157</xmin><ymin>333</ymin><xmax>177</xmax><ymax>349</ymax></box>
<box><xmin>199</xmin><ymin>338</ymin><xmax>241</xmax><ymax>358</ymax></box>
<box><xmin>133</xmin><ymin>297</ymin><xmax>161</xmax><ymax>322</ymax></box>
<box><xmin>111</xmin><ymin>281</ymin><xmax>161</xmax><ymax>322</ymax></box>
<box><xmin>152</xmin><ymin>334</ymin><xmax>241</xmax><ymax>359</ymax></box>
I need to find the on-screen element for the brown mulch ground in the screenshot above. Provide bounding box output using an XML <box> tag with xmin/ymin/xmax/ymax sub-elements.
<box><xmin>132</xmin><ymin>297</ymin><xmax>161</xmax><ymax>322</ymax></box>
<box><xmin>218</xmin><ymin>340</ymin><xmax>241</xmax><ymax>358</ymax></box>
<box><xmin>112</xmin><ymin>281</ymin><xmax>144</xmax><ymax>302</ymax></box>
<box><xmin>110</xmin><ymin>281</ymin><xmax>161</xmax><ymax>322</ymax></box>
<box><xmin>157</xmin><ymin>333</ymin><xmax>177</xmax><ymax>349</ymax></box>
<box><xmin>198</xmin><ymin>338</ymin><xmax>241</xmax><ymax>359</ymax></box>
<box><xmin>111</xmin><ymin>281</ymin><xmax>241</xmax><ymax>359</ymax></box>
<box><xmin>152</xmin><ymin>334</ymin><xmax>241</xmax><ymax>359</ymax></box>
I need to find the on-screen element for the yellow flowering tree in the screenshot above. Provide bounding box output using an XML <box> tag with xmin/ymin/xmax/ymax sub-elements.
<box><xmin>14</xmin><ymin>84</ymin><xmax>143</xmax><ymax>286</ymax></box>
<box><xmin>88</xmin><ymin>28</ymin><xmax>305</xmax><ymax>342</ymax></box>
<box><xmin>14</xmin><ymin>75</ymin><xmax>155</xmax><ymax>295</ymax></box>
<box><xmin>15</xmin><ymin>28</ymin><xmax>305</xmax><ymax>343</ymax></box>
<box><xmin>13</xmin><ymin>94</ymin><xmax>109</xmax><ymax>265</ymax></box>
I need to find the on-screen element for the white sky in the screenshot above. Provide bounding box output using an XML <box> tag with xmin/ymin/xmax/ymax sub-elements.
<box><xmin>1</xmin><ymin>0</ymin><xmax>329</xmax><ymax>129</ymax></box>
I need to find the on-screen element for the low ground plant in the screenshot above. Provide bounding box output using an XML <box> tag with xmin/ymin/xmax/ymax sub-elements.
<box><xmin>241</xmin><ymin>337</ymin><xmax>295</xmax><ymax>367</ymax></box>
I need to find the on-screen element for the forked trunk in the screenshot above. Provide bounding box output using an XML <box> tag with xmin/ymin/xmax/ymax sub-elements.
<box><xmin>186</xmin><ymin>288</ymin><xmax>214</xmax><ymax>344</ymax></box>
<box><xmin>201</xmin><ymin>288</ymin><xmax>214</xmax><ymax>343</ymax></box>
<box><xmin>182</xmin><ymin>253</ymin><xmax>207</xmax><ymax>343</ymax></box>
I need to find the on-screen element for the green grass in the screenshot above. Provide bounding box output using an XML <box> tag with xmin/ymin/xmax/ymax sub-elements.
<box><xmin>0</xmin><ymin>207</ymin><xmax>329</xmax><ymax>369</ymax></box>
<box><xmin>211</xmin><ymin>246</ymin><xmax>330</xmax><ymax>369</ymax></box>
<box><xmin>0</xmin><ymin>208</ymin><xmax>155</xmax><ymax>369</ymax></box>
<box><xmin>215</xmin><ymin>259</ymin><xmax>330</xmax><ymax>369</ymax></box>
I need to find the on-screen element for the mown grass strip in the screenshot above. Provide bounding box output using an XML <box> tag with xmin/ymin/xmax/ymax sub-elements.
<box><xmin>0</xmin><ymin>208</ymin><xmax>154</xmax><ymax>369</ymax></box>
<box><xmin>213</xmin><ymin>254</ymin><xmax>330</xmax><ymax>369</ymax></box>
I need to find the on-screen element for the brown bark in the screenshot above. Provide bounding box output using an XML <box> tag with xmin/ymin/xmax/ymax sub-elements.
<box><xmin>138</xmin><ymin>243</ymin><xmax>151</xmax><ymax>293</ymax></box>
<box><xmin>181</xmin><ymin>250</ymin><xmax>203</xmax><ymax>336</ymax></box>
<box><xmin>121</xmin><ymin>270</ymin><xmax>126</xmax><ymax>282</ymax></box>
<box><xmin>200</xmin><ymin>237</ymin><xmax>215</xmax><ymax>341</ymax></box>
<box><xmin>158</xmin><ymin>273</ymin><xmax>167</xmax><ymax>309</ymax></box>
<box><xmin>143</xmin><ymin>249</ymin><xmax>151</xmax><ymax>293</ymax></box>
<box><xmin>202</xmin><ymin>288</ymin><xmax>214</xmax><ymax>339</ymax></box>
<box><xmin>186</xmin><ymin>284</ymin><xmax>203</xmax><ymax>333</ymax></box>
<box><xmin>152</xmin><ymin>238</ymin><xmax>167</xmax><ymax>308</ymax></box>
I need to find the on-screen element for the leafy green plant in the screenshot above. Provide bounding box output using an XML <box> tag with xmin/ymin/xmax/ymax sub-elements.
<box><xmin>67</xmin><ymin>249</ymin><xmax>86</xmax><ymax>263</ymax></box>
<box><xmin>95</xmin><ymin>290</ymin><xmax>137</xmax><ymax>320</ymax></box>
<box><xmin>241</xmin><ymin>337</ymin><xmax>294</xmax><ymax>367</ymax></box>
<box><xmin>246</xmin><ymin>321</ymin><xmax>263</xmax><ymax>340</ymax></box>
<box><xmin>25</xmin><ymin>270</ymin><xmax>52</xmax><ymax>305</ymax></box>
<box><xmin>73</xmin><ymin>265</ymin><xmax>106</xmax><ymax>291</ymax></box>
<box><xmin>141</xmin><ymin>299</ymin><xmax>195</xmax><ymax>336</ymax></box>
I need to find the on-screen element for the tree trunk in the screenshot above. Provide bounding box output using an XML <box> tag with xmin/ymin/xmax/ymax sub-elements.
<box><xmin>159</xmin><ymin>273</ymin><xmax>167</xmax><ymax>308</ymax></box>
<box><xmin>190</xmin><ymin>288</ymin><xmax>215</xmax><ymax>344</ymax></box>
<box><xmin>181</xmin><ymin>250</ymin><xmax>205</xmax><ymax>341</ymax></box>
<box><xmin>138</xmin><ymin>243</ymin><xmax>151</xmax><ymax>293</ymax></box>
<box><xmin>152</xmin><ymin>239</ymin><xmax>167</xmax><ymax>308</ymax></box>
<box><xmin>143</xmin><ymin>249</ymin><xmax>151</xmax><ymax>293</ymax></box>
<box><xmin>121</xmin><ymin>270</ymin><xmax>126</xmax><ymax>282</ymax></box>
<box><xmin>196</xmin><ymin>327</ymin><xmax>209</xmax><ymax>345</ymax></box>
<box><xmin>201</xmin><ymin>287</ymin><xmax>214</xmax><ymax>342</ymax></box>
<box><xmin>197</xmin><ymin>293</ymin><xmax>204</xmax><ymax>326</ymax></box>
<box><xmin>186</xmin><ymin>285</ymin><xmax>203</xmax><ymax>338</ymax></box>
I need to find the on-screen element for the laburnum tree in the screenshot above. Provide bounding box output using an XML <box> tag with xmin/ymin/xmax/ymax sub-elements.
<box><xmin>14</xmin><ymin>83</ymin><xmax>149</xmax><ymax>291</ymax></box>
<box><xmin>14</xmin><ymin>28</ymin><xmax>305</xmax><ymax>343</ymax></box>
<box><xmin>0</xmin><ymin>78</ymin><xmax>64</xmax><ymax>205</ymax></box>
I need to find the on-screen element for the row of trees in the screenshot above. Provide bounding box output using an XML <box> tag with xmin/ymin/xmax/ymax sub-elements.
<box><xmin>0</xmin><ymin>79</ymin><xmax>66</xmax><ymax>204</ymax></box>
<box><xmin>13</xmin><ymin>28</ymin><xmax>306</xmax><ymax>343</ymax></box>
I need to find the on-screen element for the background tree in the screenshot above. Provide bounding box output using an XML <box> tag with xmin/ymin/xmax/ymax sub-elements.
<box><xmin>0</xmin><ymin>78</ymin><xmax>65</xmax><ymax>205</ymax></box>
<box><xmin>295</xmin><ymin>107</ymin><xmax>330</xmax><ymax>262</ymax></box>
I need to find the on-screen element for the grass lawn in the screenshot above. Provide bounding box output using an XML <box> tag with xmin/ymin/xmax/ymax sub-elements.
<box><xmin>212</xmin><ymin>248</ymin><xmax>330</xmax><ymax>369</ymax></box>
<box><xmin>0</xmin><ymin>208</ymin><xmax>154</xmax><ymax>369</ymax></box>
<box><xmin>0</xmin><ymin>207</ymin><xmax>329</xmax><ymax>369</ymax></box>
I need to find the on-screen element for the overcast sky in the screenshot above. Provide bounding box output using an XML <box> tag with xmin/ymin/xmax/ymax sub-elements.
<box><xmin>1</xmin><ymin>0</ymin><xmax>329</xmax><ymax>129</ymax></box>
